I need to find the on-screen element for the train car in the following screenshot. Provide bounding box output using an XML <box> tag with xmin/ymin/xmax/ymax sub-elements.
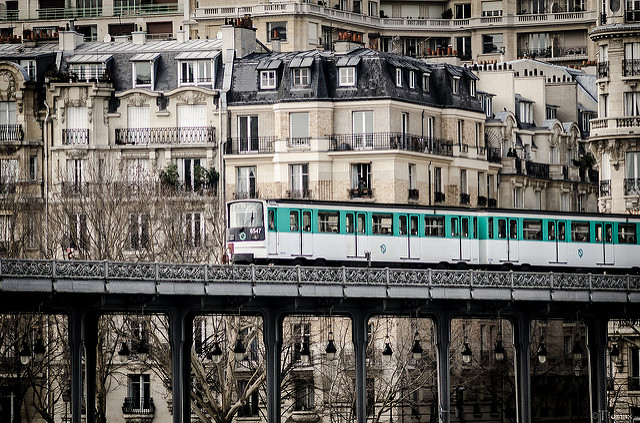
<box><xmin>226</xmin><ymin>199</ymin><xmax>640</xmax><ymax>271</ymax></box>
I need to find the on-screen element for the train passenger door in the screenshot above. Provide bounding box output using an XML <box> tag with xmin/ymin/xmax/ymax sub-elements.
<box><xmin>345</xmin><ymin>212</ymin><xmax>356</xmax><ymax>257</ymax></box>
<box><xmin>267</xmin><ymin>209</ymin><xmax>278</xmax><ymax>255</ymax></box>
<box><xmin>596</xmin><ymin>222</ymin><xmax>614</xmax><ymax>265</ymax></box>
<box><xmin>547</xmin><ymin>220</ymin><xmax>567</xmax><ymax>264</ymax></box>
<box><xmin>356</xmin><ymin>212</ymin><xmax>368</xmax><ymax>258</ymax></box>
<box><xmin>450</xmin><ymin>216</ymin><xmax>471</xmax><ymax>261</ymax></box>
<box><xmin>289</xmin><ymin>209</ymin><xmax>313</xmax><ymax>257</ymax></box>
<box><xmin>399</xmin><ymin>214</ymin><xmax>421</xmax><ymax>260</ymax></box>
<box><xmin>497</xmin><ymin>218</ymin><xmax>519</xmax><ymax>262</ymax></box>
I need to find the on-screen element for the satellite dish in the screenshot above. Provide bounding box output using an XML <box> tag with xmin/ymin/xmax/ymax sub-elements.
<box><xmin>216</xmin><ymin>31</ymin><xmax>223</xmax><ymax>40</ymax></box>
<box><xmin>103</xmin><ymin>33</ymin><xmax>112</xmax><ymax>43</ymax></box>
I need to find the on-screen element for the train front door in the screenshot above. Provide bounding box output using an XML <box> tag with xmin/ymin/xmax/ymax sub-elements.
<box><xmin>399</xmin><ymin>214</ymin><xmax>421</xmax><ymax>260</ymax></box>
<box><xmin>596</xmin><ymin>222</ymin><xmax>615</xmax><ymax>265</ymax></box>
<box><xmin>450</xmin><ymin>216</ymin><xmax>471</xmax><ymax>261</ymax></box>
<box><xmin>547</xmin><ymin>220</ymin><xmax>567</xmax><ymax>264</ymax></box>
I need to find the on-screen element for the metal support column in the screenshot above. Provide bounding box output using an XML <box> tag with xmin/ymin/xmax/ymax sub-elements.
<box><xmin>84</xmin><ymin>312</ymin><xmax>98</xmax><ymax>423</ymax></box>
<box><xmin>263</xmin><ymin>309</ymin><xmax>284</xmax><ymax>423</ymax></box>
<box><xmin>586</xmin><ymin>315</ymin><xmax>608</xmax><ymax>423</ymax></box>
<box><xmin>513</xmin><ymin>314</ymin><xmax>532</xmax><ymax>423</ymax></box>
<box><xmin>352</xmin><ymin>310</ymin><xmax>368</xmax><ymax>423</ymax></box>
<box><xmin>68</xmin><ymin>308</ymin><xmax>84</xmax><ymax>423</ymax></box>
<box><xmin>435</xmin><ymin>312</ymin><xmax>451</xmax><ymax>423</ymax></box>
<box><xmin>169</xmin><ymin>308</ymin><xmax>192</xmax><ymax>423</ymax></box>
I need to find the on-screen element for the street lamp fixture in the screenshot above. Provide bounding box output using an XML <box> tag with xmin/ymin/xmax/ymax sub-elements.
<box><xmin>209</xmin><ymin>341</ymin><xmax>223</xmax><ymax>364</ymax></box>
<box><xmin>300</xmin><ymin>341</ymin><xmax>311</xmax><ymax>364</ymax></box>
<box><xmin>19</xmin><ymin>341</ymin><xmax>31</xmax><ymax>365</ymax></box>
<box><xmin>382</xmin><ymin>341</ymin><xmax>393</xmax><ymax>363</ymax></box>
<box><xmin>118</xmin><ymin>342</ymin><xmax>130</xmax><ymax>362</ymax></box>
<box><xmin>572</xmin><ymin>340</ymin><xmax>583</xmax><ymax>361</ymax></box>
<box><xmin>325</xmin><ymin>331</ymin><xmax>337</xmax><ymax>361</ymax></box>
<box><xmin>411</xmin><ymin>331</ymin><xmax>423</xmax><ymax>360</ymax></box>
<box><xmin>494</xmin><ymin>340</ymin><xmax>505</xmax><ymax>362</ymax></box>
<box><xmin>573</xmin><ymin>363</ymin><xmax>581</xmax><ymax>377</ymax></box>
<box><xmin>34</xmin><ymin>336</ymin><xmax>46</xmax><ymax>362</ymax></box>
<box><xmin>137</xmin><ymin>339</ymin><xmax>149</xmax><ymax>362</ymax></box>
<box><xmin>610</xmin><ymin>343</ymin><xmax>620</xmax><ymax>361</ymax></box>
<box><xmin>234</xmin><ymin>337</ymin><xmax>246</xmax><ymax>362</ymax></box>
<box><xmin>462</xmin><ymin>342</ymin><xmax>472</xmax><ymax>364</ymax></box>
<box><xmin>537</xmin><ymin>340</ymin><xmax>548</xmax><ymax>364</ymax></box>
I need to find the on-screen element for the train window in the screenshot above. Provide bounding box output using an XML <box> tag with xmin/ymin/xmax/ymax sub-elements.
<box><xmin>425</xmin><ymin>216</ymin><xmax>445</xmax><ymax>237</ymax></box>
<box><xmin>558</xmin><ymin>222</ymin><xmax>566</xmax><ymax>241</ymax></box>
<box><xmin>548</xmin><ymin>222</ymin><xmax>555</xmax><ymax>240</ymax></box>
<box><xmin>346</xmin><ymin>213</ymin><xmax>355</xmax><ymax>234</ymax></box>
<box><xmin>268</xmin><ymin>209</ymin><xmax>276</xmax><ymax>231</ymax></box>
<box><xmin>290</xmin><ymin>211</ymin><xmax>299</xmax><ymax>231</ymax></box>
<box><xmin>451</xmin><ymin>218</ymin><xmax>459</xmax><ymax>237</ymax></box>
<box><xmin>461</xmin><ymin>218</ymin><xmax>469</xmax><ymax>238</ymax></box>
<box><xmin>410</xmin><ymin>215</ymin><xmax>419</xmax><ymax>236</ymax></box>
<box><xmin>571</xmin><ymin>221</ymin><xmax>590</xmax><ymax>242</ymax></box>
<box><xmin>488</xmin><ymin>218</ymin><xmax>494</xmax><ymax>239</ymax></box>
<box><xmin>522</xmin><ymin>219</ymin><xmax>542</xmax><ymax>240</ymax></box>
<box><xmin>619</xmin><ymin>223</ymin><xmax>637</xmax><ymax>244</ymax></box>
<box><xmin>372</xmin><ymin>214</ymin><xmax>393</xmax><ymax>234</ymax></box>
<box><xmin>606</xmin><ymin>223</ymin><xmax>613</xmax><ymax>243</ymax></box>
<box><xmin>357</xmin><ymin>214</ymin><xmax>366</xmax><ymax>234</ymax></box>
<box><xmin>303</xmin><ymin>211</ymin><xmax>312</xmax><ymax>232</ymax></box>
<box><xmin>596</xmin><ymin>223</ymin><xmax>602</xmax><ymax>242</ymax></box>
<box><xmin>399</xmin><ymin>216</ymin><xmax>408</xmax><ymax>235</ymax></box>
<box><xmin>509</xmin><ymin>220</ymin><xmax>518</xmax><ymax>239</ymax></box>
<box><xmin>318</xmin><ymin>211</ymin><xmax>339</xmax><ymax>233</ymax></box>
<box><xmin>473</xmin><ymin>217</ymin><xmax>477</xmax><ymax>238</ymax></box>
<box><xmin>497</xmin><ymin>219</ymin><xmax>506</xmax><ymax>239</ymax></box>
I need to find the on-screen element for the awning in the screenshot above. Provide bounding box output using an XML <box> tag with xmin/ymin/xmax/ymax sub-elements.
<box><xmin>130</xmin><ymin>52</ymin><xmax>162</xmax><ymax>62</ymax></box>
<box><xmin>67</xmin><ymin>54</ymin><xmax>113</xmax><ymax>64</ymax></box>
<box><xmin>256</xmin><ymin>59</ymin><xmax>282</xmax><ymax>70</ymax></box>
<box><xmin>175</xmin><ymin>50</ymin><xmax>220</xmax><ymax>60</ymax></box>
<box><xmin>289</xmin><ymin>57</ymin><xmax>314</xmax><ymax>68</ymax></box>
<box><xmin>335</xmin><ymin>55</ymin><xmax>361</xmax><ymax>67</ymax></box>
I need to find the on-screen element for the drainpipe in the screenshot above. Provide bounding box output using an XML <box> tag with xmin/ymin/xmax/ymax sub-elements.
<box><xmin>43</xmin><ymin>99</ymin><xmax>51</xmax><ymax>256</ymax></box>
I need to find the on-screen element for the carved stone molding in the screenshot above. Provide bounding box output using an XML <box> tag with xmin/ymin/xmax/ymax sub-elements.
<box><xmin>127</xmin><ymin>93</ymin><xmax>149</xmax><ymax>107</ymax></box>
<box><xmin>0</xmin><ymin>70</ymin><xmax>17</xmax><ymax>102</ymax></box>
<box><xmin>175</xmin><ymin>90</ymin><xmax>206</xmax><ymax>105</ymax></box>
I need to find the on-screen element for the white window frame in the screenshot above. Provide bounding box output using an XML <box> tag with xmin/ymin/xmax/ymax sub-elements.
<box><xmin>290</xmin><ymin>112</ymin><xmax>310</xmax><ymax>143</ymax></box>
<box><xmin>339</xmin><ymin>67</ymin><xmax>356</xmax><ymax>86</ymax></box>
<box><xmin>290</xmin><ymin>163</ymin><xmax>309</xmax><ymax>195</ymax></box>
<box><xmin>453</xmin><ymin>76</ymin><xmax>460</xmax><ymax>95</ymax></box>
<box><xmin>132</xmin><ymin>61</ymin><xmax>154</xmax><ymax>90</ymax></box>
<box><xmin>292</xmin><ymin>67</ymin><xmax>310</xmax><ymax>86</ymax></box>
<box><xmin>184</xmin><ymin>211</ymin><xmax>205</xmax><ymax>248</ymax></box>
<box><xmin>396</xmin><ymin>68</ymin><xmax>403</xmax><ymax>87</ymax></box>
<box><xmin>178</xmin><ymin>60</ymin><xmax>213</xmax><ymax>87</ymax></box>
<box><xmin>237</xmin><ymin>166</ymin><xmax>257</xmax><ymax>197</ymax></box>
<box><xmin>470</xmin><ymin>79</ymin><xmax>476</xmax><ymax>97</ymax></box>
<box><xmin>408</xmin><ymin>163</ymin><xmax>417</xmax><ymax>190</ymax></box>
<box><xmin>422</xmin><ymin>73</ymin><xmax>430</xmax><ymax>92</ymax></box>
<box><xmin>177</xmin><ymin>158</ymin><xmax>202</xmax><ymax>191</ymax></box>
<box><xmin>409</xmin><ymin>71</ymin><xmax>416</xmax><ymax>89</ymax></box>
<box><xmin>260</xmin><ymin>70</ymin><xmax>277</xmax><ymax>89</ymax></box>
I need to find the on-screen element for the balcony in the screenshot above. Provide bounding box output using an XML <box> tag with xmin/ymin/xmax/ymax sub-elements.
<box><xmin>597</xmin><ymin>61</ymin><xmax>609</xmax><ymax>79</ymax></box>
<box><xmin>225</xmin><ymin>137</ymin><xmax>275</xmax><ymax>154</ymax></box>
<box><xmin>1</xmin><ymin>3</ymin><xmax>182</xmax><ymax>20</ymax></box>
<box><xmin>526</xmin><ymin>161</ymin><xmax>550</xmax><ymax>179</ymax></box>
<box><xmin>116</xmin><ymin>127</ymin><xmax>215</xmax><ymax>146</ymax></box>
<box><xmin>349</xmin><ymin>187</ymin><xmax>373</xmax><ymax>199</ymax></box>
<box><xmin>286</xmin><ymin>189</ymin><xmax>311</xmax><ymax>199</ymax></box>
<box><xmin>460</xmin><ymin>193</ymin><xmax>470</xmax><ymax>205</ymax></box>
<box><xmin>625</xmin><ymin>178</ymin><xmax>640</xmax><ymax>195</ymax></box>
<box><xmin>0</xmin><ymin>124</ymin><xmax>24</xmax><ymax>142</ymax></box>
<box><xmin>488</xmin><ymin>198</ymin><xmax>497</xmax><ymax>208</ymax></box>
<box><xmin>62</xmin><ymin>129</ymin><xmax>89</xmax><ymax>145</ymax></box>
<box><xmin>477</xmin><ymin>196</ymin><xmax>487</xmax><ymax>207</ymax></box>
<box><xmin>330</xmin><ymin>133</ymin><xmax>453</xmax><ymax>157</ymax></box>
<box><xmin>487</xmin><ymin>147</ymin><xmax>502</xmax><ymax>164</ymax></box>
<box><xmin>600</xmin><ymin>180</ymin><xmax>611</xmax><ymax>197</ymax></box>
<box><xmin>287</xmin><ymin>137</ymin><xmax>310</xmax><ymax>148</ymax></box>
<box><xmin>623</xmin><ymin>59</ymin><xmax>640</xmax><ymax>77</ymax></box>
<box><xmin>122</xmin><ymin>397</ymin><xmax>154</xmax><ymax>420</ymax></box>
<box><xmin>434</xmin><ymin>191</ymin><xmax>445</xmax><ymax>203</ymax></box>
<box><xmin>408</xmin><ymin>188</ymin><xmax>419</xmax><ymax>200</ymax></box>
<box><xmin>234</xmin><ymin>190</ymin><xmax>259</xmax><ymax>200</ymax></box>
<box><xmin>518</xmin><ymin>45</ymin><xmax>587</xmax><ymax>60</ymax></box>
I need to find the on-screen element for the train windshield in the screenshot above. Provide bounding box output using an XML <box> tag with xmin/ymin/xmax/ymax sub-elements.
<box><xmin>229</xmin><ymin>202</ymin><xmax>264</xmax><ymax>229</ymax></box>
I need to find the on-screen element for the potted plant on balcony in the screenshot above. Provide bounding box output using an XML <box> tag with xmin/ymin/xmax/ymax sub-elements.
<box><xmin>441</xmin><ymin>8</ymin><xmax>452</xmax><ymax>19</ymax></box>
<box><xmin>159</xmin><ymin>163</ymin><xmax>179</xmax><ymax>191</ymax></box>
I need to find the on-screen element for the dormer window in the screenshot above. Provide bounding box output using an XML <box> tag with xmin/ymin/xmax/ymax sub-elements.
<box><xmin>470</xmin><ymin>79</ymin><xmax>476</xmax><ymax>97</ymax></box>
<box><xmin>176</xmin><ymin>51</ymin><xmax>219</xmax><ymax>87</ymax></box>
<box><xmin>292</xmin><ymin>68</ymin><xmax>310</xmax><ymax>86</ymax></box>
<box><xmin>422</xmin><ymin>73</ymin><xmax>430</xmax><ymax>92</ymax></box>
<box><xmin>409</xmin><ymin>71</ymin><xmax>416</xmax><ymax>89</ymax></box>
<box><xmin>260</xmin><ymin>70</ymin><xmax>277</xmax><ymax>89</ymax></box>
<box><xmin>396</xmin><ymin>68</ymin><xmax>402</xmax><ymax>87</ymax></box>
<box><xmin>453</xmin><ymin>76</ymin><xmax>460</xmax><ymax>95</ymax></box>
<box><xmin>131</xmin><ymin>53</ymin><xmax>160</xmax><ymax>90</ymax></box>
<box><xmin>339</xmin><ymin>67</ymin><xmax>356</xmax><ymax>86</ymax></box>
<box><xmin>67</xmin><ymin>54</ymin><xmax>113</xmax><ymax>82</ymax></box>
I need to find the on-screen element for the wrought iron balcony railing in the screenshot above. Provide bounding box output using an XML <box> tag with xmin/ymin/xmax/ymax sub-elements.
<box><xmin>286</xmin><ymin>189</ymin><xmax>311</xmax><ymax>199</ymax></box>
<box><xmin>600</xmin><ymin>180</ymin><xmax>611</xmax><ymax>197</ymax></box>
<box><xmin>287</xmin><ymin>137</ymin><xmax>311</xmax><ymax>147</ymax></box>
<box><xmin>122</xmin><ymin>397</ymin><xmax>155</xmax><ymax>415</ymax></box>
<box><xmin>626</xmin><ymin>9</ymin><xmax>640</xmax><ymax>22</ymax></box>
<box><xmin>624</xmin><ymin>59</ymin><xmax>640</xmax><ymax>77</ymax></box>
<box><xmin>597</xmin><ymin>61</ymin><xmax>609</xmax><ymax>78</ymax></box>
<box><xmin>487</xmin><ymin>147</ymin><xmax>502</xmax><ymax>163</ymax></box>
<box><xmin>408</xmin><ymin>189</ymin><xmax>419</xmax><ymax>200</ymax></box>
<box><xmin>349</xmin><ymin>188</ymin><xmax>373</xmax><ymax>199</ymax></box>
<box><xmin>434</xmin><ymin>191</ymin><xmax>445</xmax><ymax>203</ymax></box>
<box><xmin>0</xmin><ymin>124</ymin><xmax>24</xmax><ymax>142</ymax></box>
<box><xmin>488</xmin><ymin>198</ymin><xmax>497</xmax><ymax>208</ymax></box>
<box><xmin>526</xmin><ymin>161</ymin><xmax>550</xmax><ymax>179</ymax></box>
<box><xmin>460</xmin><ymin>193</ymin><xmax>470</xmax><ymax>205</ymax></box>
<box><xmin>625</xmin><ymin>178</ymin><xmax>640</xmax><ymax>195</ymax></box>
<box><xmin>234</xmin><ymin>190</ymin><xmax>259</xmax><ymax>200</ymax></box>
<box><xmin>225</xmin><ymin>137</ymin><xmax>275</xmax><ymax>154</ymax></box>
<box><xmin>62</xmin><ymin>129</ymin><xmax>89</xmax><ymax>145</ymax></box>
<box><xmin>115</xmin><ymin>126</ymin><xmax>215</xmax><ymax>145</ymax></box>
<box><xmin>330</xmin><ymin>133</ymin><xmax>454</xmax><ymax>157</ymax></box>
<box><xmin>477</xmin><ymin>196</ymin><xmax>487</xmax><ymax>207</ymax></box>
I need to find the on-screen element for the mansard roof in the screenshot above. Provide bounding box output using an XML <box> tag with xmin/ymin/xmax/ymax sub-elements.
<box><xmin>227</xmin><ymin>48</ymin><xmax>483</xmax><ymax>113</ymax></box>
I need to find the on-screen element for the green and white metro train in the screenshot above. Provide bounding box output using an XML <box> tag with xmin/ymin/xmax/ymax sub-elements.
<box><xmin>226</xmin><ymin>199</ymin><xmax>640</xmax><ymax>271</ymax></box>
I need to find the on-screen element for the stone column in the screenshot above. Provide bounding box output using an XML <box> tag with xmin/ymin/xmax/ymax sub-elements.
<box><xmin>513</xmin><ymin>314</ymin><xmax>532</xmax><ymax>423</ymax></box>
<box><xmin>586</xmin><ymin>316</ymin><xmax>609</xmax><ymax>423</ymax></box>
<box><xmin>435</xmin><ymin>312</ymin><xmax>452</xmax><ymax>423</ymax></box>
<box><xmin>352</xmin><ymin>310</ymin><xmax>368</xmax><ymax>423</ymax></box>
<box><xmin>169</xmin><ymin>308</ymin><xmax>192</xmax><ymax>423</ymax></box>
<box><xmin>263</xmin><ymin>309</ymin><xmax>284</xmax><ymax>423</ymax></box>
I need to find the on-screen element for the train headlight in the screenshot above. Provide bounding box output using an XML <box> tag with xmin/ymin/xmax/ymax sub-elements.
<box><xmin>251</xmin><ymin>233</ymin><xmax>260</xmax><ymax>240</ymax></box>
<box><xmin>228</xmin><ymin>234</ymin><xmax>235</xmax><ymax>241</ymax></box>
